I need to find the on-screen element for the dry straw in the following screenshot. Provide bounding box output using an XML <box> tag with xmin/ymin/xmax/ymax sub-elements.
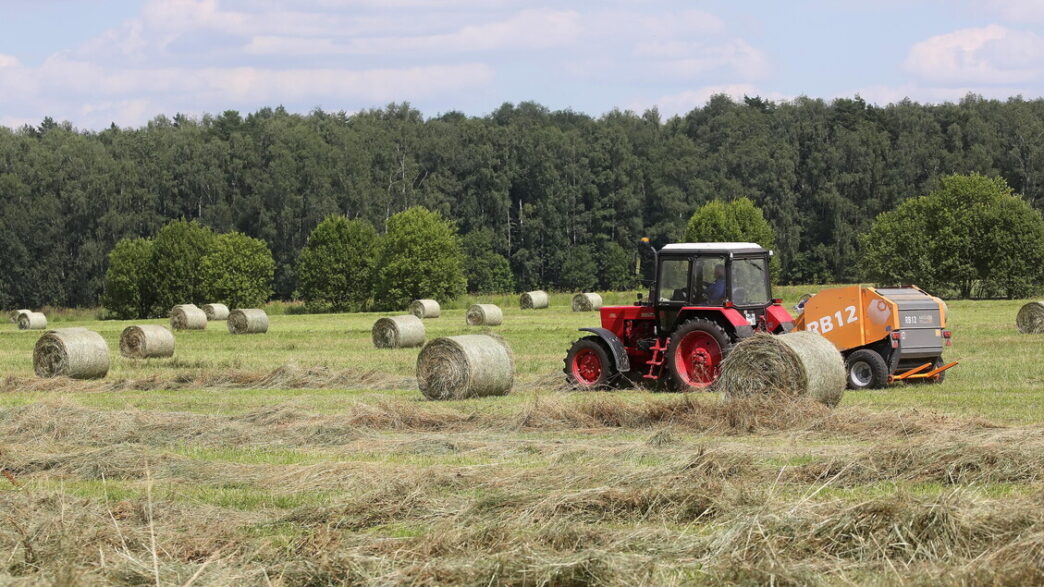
<box><xmin>9</xmin><ymin>309</ymin><xmax>29</xmax><ymax>323</ymax></box>
<box><xmin>466</xmin><ymin>303</ymin><xmax>503</xmax><ymax>326</ymax></box>
<box><xmin>715</xmin><ymin>331</ymin><xmax>845</xmax><ymax>407</ymax></box>
<box><xmin>416</xmin><ymin>334</ymin><xmax>514</xmax><ymax>400</ymax></box>
<box><xmin>33</xmin><ymin>328</ymin><xmax>110</xmax><ymax>379</ymax></box>
<box><xmin>520</xmin><ymin>290</ymin><xmax>549</xmax><ymax>309</ymax></box>
<box><xmin>409</xmin><ymin>299</ymin><xmax>441</xmax><ymax>319</ymax></box>
<box><xmin>18</xmin><ymin>312</ymin><xmax>47</xmax><ymax>330</ymax></box>
<box><xmin>228</xmin><ymin>309</ymin><xmax>269</xmax><ymax>334</ymax></box>
<box><xmin>203</xmin><ymin>303</ymin><xmax>230</xmax><ymax>321</ymax></box>
<box><xmin>372</xmin><ymin>315</ymin><xmax>426</xmax><ymax>348</ymax></box>
<box><xmin>119</xmin><ymin>325</ymin><xmax>175</xmax><ymax>359</ymax></box>
<box><xmin>572</xmin><ymin>292</ymin><xmax>603</xmax><ymax>312</ymax></box>
<box><xmin>170</xmin><ymin>305</ymin><xmax>207</xmax><ymax>330</ymax></box>
<box><xmin>1015</xmin><ymin>301</ymin><xmax>1044</xmax><ymax>334</ymax></box>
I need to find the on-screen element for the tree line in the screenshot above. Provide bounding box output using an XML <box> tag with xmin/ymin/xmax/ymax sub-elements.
<box><xmin>3</xmin><ymin>94</ymin><xmax>1044</xmax><ymax>309</ymax></box>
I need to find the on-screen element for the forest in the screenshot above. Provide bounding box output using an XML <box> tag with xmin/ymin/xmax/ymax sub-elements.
<box><xmin>2</xmin><ymin>93</ymin><xmax>1044</xmax><ymax>309</ymax></box>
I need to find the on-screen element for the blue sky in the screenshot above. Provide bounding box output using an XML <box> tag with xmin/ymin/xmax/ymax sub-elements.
<box><xmin>2</xmin><ymin>0</ymin><xmax>1044</xmax><ymax>129</ymax></box>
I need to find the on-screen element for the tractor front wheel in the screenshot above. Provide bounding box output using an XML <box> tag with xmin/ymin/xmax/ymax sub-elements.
<box><xmin>845</xmin><ymin>349</ymin><xmax>889</xmax><ymax>390</ymax></box>
<box><xmin>666</xmin><ymin>319</ymin><xmax>732</xmax><ymax>391</ymax></box>
<box><xmin>564</xmin><ymin>337</ymin><xmax>617</xmax><ymax>389</ymax></box>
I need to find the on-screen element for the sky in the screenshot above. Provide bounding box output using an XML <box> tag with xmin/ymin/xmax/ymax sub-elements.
<box><xmin>2</xmin><ymin>0</ymin><xmax>1044</xmax><ymax>129</ymax></box>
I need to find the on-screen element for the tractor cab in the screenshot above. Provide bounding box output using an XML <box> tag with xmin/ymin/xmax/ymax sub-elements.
<box><xmin>564</xmin><ymin>240</ymin><xmax>794</xmax><ymax>391</ymax></box>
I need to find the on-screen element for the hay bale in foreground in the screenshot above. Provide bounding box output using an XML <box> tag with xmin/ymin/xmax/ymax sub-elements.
<box><xmin>228</xmin><ymin>309</ymin><xmax>269</xmax><ymax>334</ymax></box>
<box><xmin>416</xmin><ymin>334</ymin><xmax>514</xmax><ymax>400</ymax></box>
<box><xmin>202</xmin><ymin>303</ymin><xmax>230</xmax><ymax>321</ymax></box>
<box><xmin>18</xmin><ymin>312</ymin><xmax>47</xmax><ymax>330</ymax></box>
<box><xmin>520</xmin><ymin>290</ymin><xmax>549</xmax><ymax>309</ymax></box>
<box><xmin>572</xmin><ymin>292</ymin><xmax>603</xmax><ymax>312</ymax></box>
<box><xmin>170</xmin><ymin>305</ymin><xmax>206</xmax><ymax>330</ymax></box>
<box><xmin>409</xmin><ymin>299</ymin><xmax>441</xmax><ymax>319</ymax></box>
<box><xmin>715</xmin><ymin>332</ymin><xmax>845</xmax><ymax>407</ymax></box>
<box><xmin>1016</xmin><ymin>301</ymin><xmax>1044</xmax><ymax>334</ymax></box>
<box><xmin>34</xmin><ymin>328</ymin><xmax>110</xmax><ymax>379</ymax></box>
<box><xmin>466</xmin><ymin>304</ymin><xmax>503</xmax><ymax>326</ymax></box>
<box><xmin>119</xmin><ymin>325</ymin><xmax>175</xmax><ymax>359</ymax></box>
<box><xmin>9</xmin><ymin>309</ymin><xmax>29</xmax><ymax>323</ymax></box>
<box><xmin>372</xmin><ymin>315</ymin><xmax>426</xmax><ymax>348</ymax></box>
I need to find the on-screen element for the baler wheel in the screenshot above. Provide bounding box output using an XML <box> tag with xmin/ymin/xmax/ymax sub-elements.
<box><xmin>845</xmin><ymin>349</ymin><xmax>889</xmax><ymax>390</ymax></box>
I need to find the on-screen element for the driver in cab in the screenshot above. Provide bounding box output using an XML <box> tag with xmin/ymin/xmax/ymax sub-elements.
<box><xmin>706</xmin><ymin>264</ymin><xmax>726</xmax><ymax>304</ymax></box>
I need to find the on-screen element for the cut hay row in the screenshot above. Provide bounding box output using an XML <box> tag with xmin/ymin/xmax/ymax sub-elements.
<box><xmin>18</xmin><ymin>311</ymin><xmax>47</xmax><ymax>330</ymax></box>
<box><xmin>171</xmin><ymin>305</ymin><xmax>207</xmax><ymax>330</ymax></box>
<box><xmin>228</xmin><ymin>308</ymin><xmax>269</xmax><ymax>334</ymax></box>
<box><xmin>466</xmin><ymin>303</ymin><xmax>503</xmax><ymax>326</ymax></box>
<box><xmin>416</xmin><ymin>334</ymin><xmax>514</xmax><ymax>400</ymax></box>
<box><xmin>372</xmin><ymin>315</ymin><xmax>426</xmax><ymax>348</ymax></box>
<box><xmin>409</xmin><ymin>299</ymin><xmax>441</xmax><ymax>319</ymax></box>
<box><xmin>203</xmin><ymin>303</ymin><xmax>230</xmax><ymax>321</ymax></box>
<box><xmin>119</xmin><ymin>325</ymin><xmax>175</xmax><ymax>359</ymax></box>
<box><xmin>715</xmin><ymin>331</ymin><xmax>846</xmax><ymax>407</ymax></box>
<box><xmin>571</xmin><ymin>292</ymin><xmax>602</xmax><ymax>312</ymax></box>
<box><xmin>520</xmin><ymin>290</ymin><xmax>549</xmax><ymax>309</ymax></box>
<box><xmin>1016</xmin><ymin>301</ymin><xmax>1044</xmax><ymax>334</ymax></box>
<box><xmin>33</xmin><ymin>328</ymin><xmax>110</xmax><ymax>379</ymax></box>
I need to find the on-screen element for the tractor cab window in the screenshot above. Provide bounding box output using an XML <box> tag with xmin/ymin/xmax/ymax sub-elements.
<box><xmin>693</xmin><ymin>255</ymin><xmax>726</xmax><ymax>305</ymax></box>
<box><xmin>731</xmin><ymin>257</ymin><xmax>770</xmax><ymax>306</ymax></box>
<box><xmin>658</xmin><ymin>258</ymin><xmax>691</xmax><ymax>302</ymax></box>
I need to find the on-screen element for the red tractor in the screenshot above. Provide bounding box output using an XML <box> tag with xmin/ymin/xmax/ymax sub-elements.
<box><xmin>564</xmin><ymin>241</ymin><xmax>795</xmax><ymax>390</ymax></box>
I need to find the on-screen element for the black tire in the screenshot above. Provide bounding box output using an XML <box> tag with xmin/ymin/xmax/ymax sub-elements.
<box><xmin>666</xmin><ymin>319</ymin><xmax>733</xmax><ymax>392</ymax></box>
<box><xmin>845</xmin><ymin>349</ymin><xmax>889</xmax><ymax>390</ymax></box>
<box><xmin>564</xmin><ymin>336</ymin><xmax>617</xmax><ymax>390</ymax></box>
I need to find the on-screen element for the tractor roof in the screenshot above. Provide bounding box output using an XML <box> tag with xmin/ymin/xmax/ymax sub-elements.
<box><xmin>660</xmin><ymin>242</ymin><xmax>767</xmax><ymax>255</ymax></box>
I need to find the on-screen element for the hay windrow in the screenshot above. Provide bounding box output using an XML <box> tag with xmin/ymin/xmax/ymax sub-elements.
<box><xmin>33</xmin><ymin>328</ymin><xmax>110</xmax><ymax>379</ymax></box>
<box><xmin>571</xmin><ymin>293</ymin><xmax>603</xmax><ymax>312</ymax></box>
<box><xmin>466</xmin><ymin>304</ymin><xmax>503</xmax><ymax>326</ymax></box>
<box><xmin>715</xmin><ymin>332</ymin><xmax>845</xmax><ymax>407</ymax></box>
<box><xmin>372</xmin><ymin>315</ymin><xmax>426</xmax><ymax>348</ymax></box>
<box><xmin>228</xmin><ymin>308</ymin><xmax>269</xmax><ymax>334</ymax></box>
<box><xmin>202</xmin><ymin>303</ymin><xmax>230</xmax><ymax>321</ymax></box>
<box><xmin>410</xmin><ymin>299</ymin><xmax>441</xmax><ymax>319</ymax></box>
<box><xmin>416</xmin><ymin>334</ymin><xmax>514</xmax><ymax>400</ymax></box>
<box><xmin>1016</xmin><ymin>301</ymin><xmax>1044</xmax><ymax>334</ymax></box>
<box><xmin>170</xmin><ymin>305</ymin><xmax>207</xmax><ymax>330</ymax></box>
<box><xmin>119</xmin><ymin>325</ymin><xmax>175</xmax><ymax>359</ymax></box>
<box><xmin>17</xmin><ymin>311</ymin><xmax>47</xmax><ymax>330</ymax></box>
<box><xmin>520</xmin><ymin>290</ymin><xmax>549</xmax><ymax>309</ymax></box>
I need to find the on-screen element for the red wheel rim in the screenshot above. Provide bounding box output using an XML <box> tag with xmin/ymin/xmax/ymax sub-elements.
<box><xmin>571</xmin><ymin>348</ymin><xmax>603</xmax><ymax>385</ymax></box>
<box><xmin>674</xmin><ymin>330</ymin><xmax>722</xmax><ymax>388</ymax></box>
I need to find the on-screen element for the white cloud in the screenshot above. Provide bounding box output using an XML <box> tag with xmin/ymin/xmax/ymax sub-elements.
<box><xmin>630</xmin><ymin>85</ymin><xmax>791</xmax><ymax>117</ymax></box>
<box><xmin>0</xmin><ymin>54</ymin><xmax>20</xmax><ymax>68</ymax></box>
<box><xmin>904</xmin><ymin>24</ymin><xmax>1044</xmax><ymax>84</ymax></box>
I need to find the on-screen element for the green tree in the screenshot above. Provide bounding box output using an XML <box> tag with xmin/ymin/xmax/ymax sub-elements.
<box><xmin>862</xmin><ymin>174</ymin><xmax>1044</xmax><ymax>298</ymax></box>
<box><xmin>296</xmin><ymin>216</ymin><xmax>378</xmax><ymax>312</ymax></box>
<box><xmin>101</xmin><ymin>237</ymin><xmax>154</xmax><ymax>319</ymax></box>
<box><xmin>149</xmin><ymin>219</ymin><xmax>216</xmax><ymax>312</ymax></box>
<box><xmin>462</xmin><ymin>229</ymin><xmax>515</xmax><ymax>293</ymax></box>
<box><xmin>372</xmin><ymin>207</ymin><xmax>466</xmax><ymax>310</ymax></box>
<box><xmin>685</xmin><ymin>197</ymin><xmax>780</xmax><ymax>279</ymax></box>
<box><xmin>200</xmin><ymin>232</ymin><xmax>275</xmax><ymax>309</ymax></box>
<box><xmin>599</xmin><ymin>241</ymin><xmax>637</xmax><ymax>291</ymax></box>
<box><xmin>559</xmin><ymin>245</ymin><xmax>598</xmax><ymax>291</ymax></box>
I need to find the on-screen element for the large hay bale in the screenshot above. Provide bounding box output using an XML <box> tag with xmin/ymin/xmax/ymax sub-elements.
<box><xmin>409</xmin><ymin>299</ymin><xmax>441</xmax><ymax>319</ymax></box>
<box><xmin>18</xmin><ymin>312</ymin><xmax>47</xmax><ymax>330</ymax></box>
<box><xmin>228</xmin><ymin>309</ymin><xmax>269</xmax><ymax>334</ymax></box>
<box><xmin>33</xmin><ymin>328</ymin><xmax>110</xmax><ymax>379</ymax></box>
<box><xmin>202</xmin><ymin>303</ymin><xmax>230</xmax><ymax>321</ymax></box>
<box><xmin>9</xmin><ymin>309</ymin><xmax>29</xmax><ymax>323</ymax></box>
<box><xmin>119</xmin><ymin>325</ymin><xmax>175</xmax><ymax>359</ymax></box>
<box><xmin>416</xmin><ymin>334</ymin><xmax>514</xmax><ymax>400</ymax></box>
<box><xmin>372</xmin><ymin>315</ymin><xmax>426</xmax><ymax>348</ymax></box>
<box><xmin>170</xmin><ymin>305</ymin><xmax>207</xmax><ymax>330</ymax></box>
<box><xmin>1016</xmin><ymin>301</ymin><xmax>1044</xmax><ymax>334</ymax></box>
<box><xmin>715</xmin><ymin>332</ymin><xmax>845</xmax><ymax>407</ymax></box>
<box><xmin>572</xmin><ymin>292</ymin><xmax>603</xmax><ymax>312</ymax></box>
<box><xmin>466</xmin><ymin>304</ymin><xmax>503</xmax><ymax>326</ymax></box>
<box><xmin>520</xmin><ymin>290</ymin><xmax>549</xmax><ymax>309</ymax></box>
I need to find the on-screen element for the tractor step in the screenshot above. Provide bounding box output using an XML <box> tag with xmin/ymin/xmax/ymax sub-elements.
<box><xmin>643</xmin><ymin>338</ymin><xmax>670</xmax><ymax>380</ymax></box>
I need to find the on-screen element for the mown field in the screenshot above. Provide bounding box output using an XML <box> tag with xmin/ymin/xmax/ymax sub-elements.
<box><xmin>0</xmin><ymin>288</ymin><xmax>1042</xmax><ymax>585</ymax></box>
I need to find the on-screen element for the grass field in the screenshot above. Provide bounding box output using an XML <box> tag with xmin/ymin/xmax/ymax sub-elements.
<box><xmin>0</xmin><ymin>289</ymin><xmax>1042</xmax><ymax>585</ymax></box>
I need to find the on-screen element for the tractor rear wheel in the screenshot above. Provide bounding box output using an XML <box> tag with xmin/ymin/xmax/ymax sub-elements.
<box><xmin>564</xmin><ymin>337</ymin><xmax>617</xmax><ymax>389</ymax></box>
<box><xmin>845</xmin><ymin>349</ymin><xmax>889</xmax><ymax>390</ymax></box>
<box><xmin>666</xmin><ymin>319</ymin><xmax>732</xmax><ymax>391</ymax></box>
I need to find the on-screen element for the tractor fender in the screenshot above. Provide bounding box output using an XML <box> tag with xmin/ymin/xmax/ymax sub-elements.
<box><xmin>578</xmin><ymin>328</ymin><xmax>631</xmax><ymax>372</ymax></box>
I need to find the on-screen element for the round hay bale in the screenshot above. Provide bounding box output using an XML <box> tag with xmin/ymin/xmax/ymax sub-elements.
<box><xmin>1016</xmin><ymin>301</ymin><xmax>1044</xmax><ymax>334</ymax></box>
<box><xmin>572</xmin><ymin>292</ymin><xmax>603</xmax><ymax>312</ymax></box>
<box><xmin>33</xmin><ymin>328</ymin><xmax>110</xmax><ymax>379</ymax></box>
<box><xmin>18</xmin><ymin>312</ymin><xmax>47</xmax><ymax>330</ymax></box>
<box><xmin>409</xmin><ymin>299</ymin><xmax>441</xmax><ymax>319</ymax></box>
<box><xmin>466</xmin><ymin>304</ymin><xmax>503</xmax><ymax>326</ymax></box>
<box><xmin>170</xmin><ymin>305</ymin><xmax>207</xmax><ymax>330</ymax></box>
<box><xmin>416</xmin><ymin>334</ymin><xmax>514</xmax><ymax>400</ymax></box>
<box><xmin>228</xmin><ymin>309</ymin><xmax>269</xmax><ymax>334</ymax></box>
<box><xmin>9</xmin><ymin>309</ymin><xmax>29</xmax><ymax>324</ymax></box>
<box><xmin>372</xmin><ymin>315</ymin><xmax>426</xmax><ymax>348</ymax></box>
<box><xmin>169</xmin><ymin>304</ymin><xmax>198</xmax><ymax>317</ymax></box>
<box><xmin>202</xmin><ymin>303</ymin><xmax>230</xmax><ymax>321</ymax></box>
<box><xmin>715</xmin><ymin>332</ymin><xmax>845</xmax><ymax>407</ymax></box>
<box><xmin>520</xmin><ymin>290</ymin><xmax>549</xmax><ymax>309</ymax></box>
<box><xmin>119</xmin><ymin>325</ymin><xmax>175</xmax><ymax>359</ymax></box>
